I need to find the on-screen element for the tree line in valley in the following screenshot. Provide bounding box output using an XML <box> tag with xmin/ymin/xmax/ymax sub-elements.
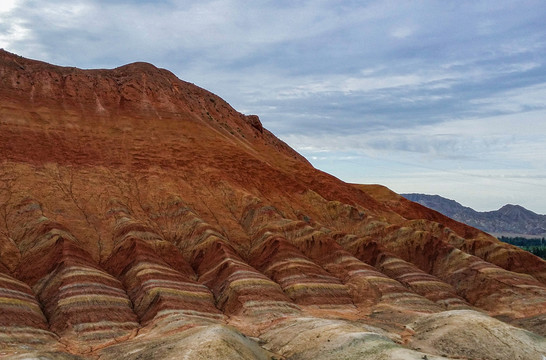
<box><xmin>498</xmin><ymin>236</ymin><xmax>546</xmax><ymax>259</ymax></box>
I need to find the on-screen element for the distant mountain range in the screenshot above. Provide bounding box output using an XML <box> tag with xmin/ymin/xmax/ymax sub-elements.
<box><xmin>401</xmin><ymin>194</ymin><xmax>546</xmax><ymax>237</ymax></box>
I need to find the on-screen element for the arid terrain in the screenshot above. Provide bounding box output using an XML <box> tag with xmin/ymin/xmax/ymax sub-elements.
<box><xmin>0</xmin><ymin>49</ymin><xmax>545</xmax><ymax>359</ymax></box>
<box><xmin>403</xmin><ymin>193</ymin><xmax>546</xmax><ymax>237</ymax></box>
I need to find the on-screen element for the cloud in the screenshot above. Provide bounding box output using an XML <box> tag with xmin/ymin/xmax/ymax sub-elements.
<box><xmin>0</xmin><ymin>0</ymin><xmax>19</xmax><ymax>13</ymax></box>
<box><xmin>469</xmin><ymin>82</ymin><xmax>546</xmax><ymax>114</ymax></box>
<box><xmin>1</xmin><ymin>0</ymin><xmax>546</xmax><ymax>212</ymax></box>
<box><xmin>283</xmin><ymin>109</ymin><xmax>546</xmax><ymax>161</ymax></box>
<box><xmin>391</xmin><ymin>26</ymin><xmax>416</xmax><ymax>39</ymax></box>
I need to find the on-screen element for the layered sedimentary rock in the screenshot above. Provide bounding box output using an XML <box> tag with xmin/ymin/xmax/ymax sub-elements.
<box><xmin>11</xmin><ymin>200</ymin><xmax>139</xmax><ymax>349</ymax></box>
<box><xmin>0</xmin><ymin>270</ymin><xmax>59</xmax><ymax>350</ymax></box>
<box><xmin>1</xmin><ymin>50</ymin><xmax>546</xmax><ymax>359</ymax></box>
<box><xmin>242</xmin><ymin>203</ymin><xmax>443</xmax><ymax>316</ymax></box>
<box><xmin>358</xmin><ymin>185</ymin><xmax>546</xmax><ymax>282</ymax></box>
<box><xmin>373</xmin><ymin>254</ymin><xmax>471</xmax><ymax>310</ymax></box>
<box><xmin>192</xmin><ymin>233</ymin><xmax>301</xmax><ymax>320</ymax></box>
<box><xmin>104</xmin><ymin>203</ymin><xmax>223</xmax><ymax>325</ymax></box>
<box><xmin>335</xmin><ymin>235</ymin><xmax>470</xmax><ymax>310</ymax></box>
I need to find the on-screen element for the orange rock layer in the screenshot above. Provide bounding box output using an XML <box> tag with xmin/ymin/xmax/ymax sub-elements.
<box><xmin>0</xmin><ymin>50</ymin><xmax>545</xmax><ymax>358</ymax></box>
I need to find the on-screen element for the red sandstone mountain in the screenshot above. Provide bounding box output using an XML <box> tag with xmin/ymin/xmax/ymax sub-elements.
<box><xmin>0</xmin><ymin>50</ymin><xmax>545</xmax><ymax>360</ymax></box>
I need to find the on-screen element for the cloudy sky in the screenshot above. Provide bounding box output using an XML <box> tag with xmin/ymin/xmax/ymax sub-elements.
<box><xmin>1</xmin><ymin>0</ymin><xmax>546</xmax><ymax>213</ymax></box>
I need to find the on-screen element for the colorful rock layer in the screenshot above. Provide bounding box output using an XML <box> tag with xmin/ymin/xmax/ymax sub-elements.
<box><xmin>1</xmin><ymin>49</ymin><xmax>545</xmax><ymax>359</ymax></box>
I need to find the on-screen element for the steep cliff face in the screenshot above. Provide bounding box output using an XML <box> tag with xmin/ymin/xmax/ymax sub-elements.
<box><xmin>1</xmin><ymin>50</ymin><xmax>545</xmax><ymax>359</ymax></box>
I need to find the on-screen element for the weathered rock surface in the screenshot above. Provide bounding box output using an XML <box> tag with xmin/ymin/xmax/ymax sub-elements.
<box><xmin>99</xmin><ymin>323</ymin><xmax>277</xmax><ymax>360</ymax></box>
<box><xmin>261</xmin><ymin>317</ymin><xmax>453</xmax><ymax>360</ymax></box>
<box><xmin>0</xmin><ymin>50</ymin><xmax>545</xmax><ymax>359</ymax></box>
<box><xmin>406</xmin><ymin>310</ymin><xmax>546</xmax><ymax>360</ymax></box>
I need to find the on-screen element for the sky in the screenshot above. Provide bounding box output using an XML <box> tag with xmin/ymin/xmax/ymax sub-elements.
<box><xmin>1</xmin><ymin>0</ymin><xmax>546</xmax><ymax>213</ymax></box>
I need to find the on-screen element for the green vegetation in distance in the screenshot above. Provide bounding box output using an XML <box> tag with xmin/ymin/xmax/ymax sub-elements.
<box><xmin>498</xmin><ymin>236</ymin><xmax>546</xmax><ymax>260</ymax></box>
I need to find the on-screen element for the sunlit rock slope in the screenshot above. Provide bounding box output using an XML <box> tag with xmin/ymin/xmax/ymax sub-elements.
<box><xmin>1</xmin><ymin>50</ymin><xmax>545</xmax><ymax>359</ymax></box>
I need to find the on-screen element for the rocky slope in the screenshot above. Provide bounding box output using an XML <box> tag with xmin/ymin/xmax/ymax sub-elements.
<box><xmin>0</xmin><ymin>50</ymin><xmax>545</xmax><ymax>359</ymax></box>
<box><xmin>402</xmin><ymin>193</ymin><xmax>546</xmax><ymax>236</ymax></box>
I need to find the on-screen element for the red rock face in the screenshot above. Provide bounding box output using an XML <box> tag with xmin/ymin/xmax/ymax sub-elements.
<box><xmin>10</xmin><ymin>201</ymin><xmax>139</xmax><ymax>347</ymax></box>
<box><xmin>103</xmin><ymin>204</ymin><xmax>222</xmax><ymax>324</ymax></box>
<box><xmin>356</xmin><ymin>184</ymin><xmax>546</xmax><ymax>282</ymax></box>
<box><xmin>248</xmin><ymin>235</ymin><xmax>354</xmax><ymax>307</ymax></box>
<box><xmin>193</xmin><ymin>238</ymin><xmax>300</xmax><ymax>318</ymax></box>
<box><xmin>0</xmin><ymin>271</ymin><xmax>48</xmax><ymax>329</ymax></box>
<box><xmin>0</xmin><ymin>50</ymin><xmax>545</xmax><ymax>358</ymax></box>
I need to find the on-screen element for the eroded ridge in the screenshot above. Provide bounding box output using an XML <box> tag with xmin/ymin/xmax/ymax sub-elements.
<box><xmin>242</xmin><ymin>202</ymin><xmax>445</xmax><ymax>320</ymax></box>
<box><xmin>103</xmin><ymin>201</ymin><xmax>223</xmax><ymax>326</ymax></box>
<box><xmin>12</xmin><ymin>199</ymin><xmax>139</xmax><ymax>347</ymax></box>
<box><xmin>0</xmin><ymin>268</ymin><xmax>60</xmax><ymax>350</ymax></box>
<box><xmin>358</xmin><ymin>186</ymin><xmax>546</xmax><ymax>284</ymax></box>
<box><xmin>241</xmin><ymin>205</ymin><xmax>355</xmax><ymax>309</ymax></box>
<box><xmin>151</xmin><ymin>199</ymin><xmax>301</xmax><ymax>319</ymax></box>
<box><xmin>147</xmin><ymin>196</ymin><xmax>227</xmax><ymax>258</ymax></box>
<box><xmin>193</xmin><ymin>238</ymin><xmax>301</xmax><ymax>319</ymax></box>
<box><xmin>340</xmin><ymin>218</ymin><xmax>546</xmax><ymax>329</ymax></box>
<box><xmin>0</xmin><ymin>50</ymin><xmax>545</xmax><ymax>359</ymax></box>
<box><xmin>407</xmin><ymin>217</ymin><xmax>546</xmax><ymax>284</ymax></box>
<box><xmin>337</xmin><ymin>235</ymin><xmax>471</xmax><ymax>310</ymax></box>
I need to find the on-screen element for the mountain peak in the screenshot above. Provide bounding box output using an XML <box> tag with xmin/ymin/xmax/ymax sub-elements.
<box><xmin>1</xmin><ymin>52</ymin><xmax>546</xmax><ymax>360</ymax></box>
<box><xmin>0</xmin><ymin>49</ymin><xmax>280</xmax><ymax>160</ymax></box>
<box><xmin>404</xmin><ymin>194</ymin><xmax>546</xmax><ymax>236</ymax></box>
<box><xmin>495</xmin><ymin>204</ymin><xmax>540</xmax><ymax>224</ymax></box>
<box><xmin>498</xmin><ymin>203</ymin><xmax>536</xmax><ymax>213</ymax></box>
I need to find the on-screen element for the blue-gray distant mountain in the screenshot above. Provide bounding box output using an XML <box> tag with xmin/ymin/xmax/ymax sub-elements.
<box><xmin>401</xmin><ymin>194</ymin><xmax>546</xmax><ymax>237</ymax></box>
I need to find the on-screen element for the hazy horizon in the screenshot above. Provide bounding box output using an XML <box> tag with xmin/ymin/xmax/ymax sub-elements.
<box><xmin>1</xmin><ymin>0</ymin><xmax>545</xmax><ymax>213</ymax></box>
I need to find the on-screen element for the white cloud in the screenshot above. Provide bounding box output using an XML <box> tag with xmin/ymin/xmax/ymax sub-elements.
<box><xmin>281</xmin><ymin>109</ymin><xmax>546</xmax><ymax>170</ymax></box>
<box><xmin>1</xmin><ymin>0</ymin><xmax>545</xmax><ymax>212</ymax></box>
<box><xmin>270</xmin><ymin>69</ymin><xmax>459</xmax><ymax>101</ymax></box>
<box><xmin>0</xmin><ymin>0</ymin><xmax>28</xmax><ymax>49</ymax></box>
<box><xmin>0</xmin><ymin>21</ymin><xmax>29</xmax><ymax>49</ymax></box>
<box><xmin>469</xmin><ymin>83</ymin><xmax>546</xmax><ymax>114</ymax></box>
<box><xmin>391</xmin><ymin>26</ymin><xmax>416</xmax><ymax>39</ymax></box>
<box><xmin>0</xmin><ymin>0</ymin><xmax>19</xmax><ymax>13</ymax></box>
